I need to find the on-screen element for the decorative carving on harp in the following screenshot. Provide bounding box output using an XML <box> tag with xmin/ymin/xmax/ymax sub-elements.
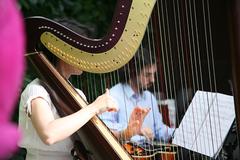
<box><xmin>25</xmin><ymin>0</ymin><xmax>159</xmax><ymax>159</ymax></box>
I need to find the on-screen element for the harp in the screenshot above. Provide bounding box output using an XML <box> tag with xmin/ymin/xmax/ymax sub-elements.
<box><xmin>25</xmin><ymin>0</ymin><xmax>157</xmax><ymax>159</ymax></box>
<box><xmin>25</xmin><ymin>0</ymin><xmax>240</xmax><ymax>159</ymax></box>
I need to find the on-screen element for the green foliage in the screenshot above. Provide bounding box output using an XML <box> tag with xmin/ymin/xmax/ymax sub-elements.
<box><xmin>19</xmin><ymin>0</ymin><xmax>117</xmax><ymax>37</ymax></box>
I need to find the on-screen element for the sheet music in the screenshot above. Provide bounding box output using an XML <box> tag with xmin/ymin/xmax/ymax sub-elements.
<box><xmin>172</xmin><ymin>90</ymin><xmax>235</xmax><ymax>158</ymax></box>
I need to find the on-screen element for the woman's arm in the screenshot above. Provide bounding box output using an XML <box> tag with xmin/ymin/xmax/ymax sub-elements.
<box><xmin>30</xmin><ymin>89</ymin><xmax>117</xmax><ymax>145</ymax></box>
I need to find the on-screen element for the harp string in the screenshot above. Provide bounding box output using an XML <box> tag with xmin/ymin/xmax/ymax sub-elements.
<box><xmin>156</xmin><ymin>0</ymin><xmax>171</xmax><ymax>156</ymax></box>
<box><xmin>124</xmin><ymin>61</ymin><xmax>131</xmax><ymax>142</ymax></box>
<box><xmin>199</xmin><ymin>1</ymin><xmax>210</xmax><ymax>158</ymax></box>
<box><xmin>202</xmin><ymin>0</ymin><xmax>223</xmax><ymax>156</ymax></box>
<box><xmin>204</xmin><ymin>1</ymin><xmax>223</xmax><ymax>148</ymax></box>
<box><xmin>146</xmin><ymin>16</ymin><xmax>159</xmax><ymax>155</ymax></box>
<box><xmin>184</xmin><ymin>0</ymin><xmax>201</xmax><ymax>158</ymax></box>
<box><xmin>178</xmin><ymin>2</ymin><xmax>195</xmax><ymax>159</ymax></box>
<box><xmin>165</xmin><ymin>0</ymin><xmax>185</xmax><ymax>158</ymax></box>
<box><xmin>135</xmin><ymin>46</ymin><xmax>145</xmax><ymax>144</ymax></box>
<box><xmin>162</xmin><ymin>0</ymin><xmax>183</xmax><ymax>159</ymax></box>
<box><xmin>140</xmin><ymin>43</ymin><xmax>156</xmax><ymax>154</ymax></box>
<box><xmin>140</xmin><ymin>42</ymin><xmax>158</xmax><ymax>157</ymax></box>
<box><xmin>163</xmin><ymin>0</ymin><xmax>175</xmax><ymax>100</ymax></box>
<box><xmin>175</xmin><ymin>0</ymin><xmax>190</xmax><ymax>129</ymax></box>
<box><xmin>165</xmin><ymin>0</ymin><xmax>178</xmax><ymax>123</ymax></box>
<box><xmin>147</xmin><ymin>1</ymin><xmax>172</xmax><ymax>156</ymax></box>
<box><xmin>171</xmin><ymin>0</ymin><xmax>188</xmax><ymax>159</ymax></box>
<box><xmin>185</xmin><ymin>0</ymin><xmax>209</xmax><ymax>158</ymax></box>
<box><xmin>157</xmin><ymin>0</ymin><xmax>169</xmax><ymax>99</ymax></box>
<box><xmin>191</xmin><ymin>2</ymin><xmax>206</xmax><ymax>151</ymax></box>
<box><xmin>190</xmin><ymin>0</ymin><xmax>210</xmax><ymax>158</ymax></box>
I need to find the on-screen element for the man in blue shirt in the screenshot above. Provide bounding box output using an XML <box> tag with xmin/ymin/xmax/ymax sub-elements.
<box><xmin>100</xmin><ymin>48</ymin><xmax>175</xmax><ymax>144</ymax></box>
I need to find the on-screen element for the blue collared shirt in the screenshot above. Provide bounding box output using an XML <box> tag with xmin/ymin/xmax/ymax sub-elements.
<box><xmin>99</xmin><ymin>83</ymin><xmax>174</xmax><ymax>143</ymax></box>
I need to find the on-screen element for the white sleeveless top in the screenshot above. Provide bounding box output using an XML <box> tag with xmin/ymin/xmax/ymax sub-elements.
<box><xmin>18</xmin><ymin>78</ymin><xmax>87</xmax><ymax>160</ymax></box>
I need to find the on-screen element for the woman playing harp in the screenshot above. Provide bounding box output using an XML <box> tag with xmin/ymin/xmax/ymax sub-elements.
<box><xmin>18</xmin><ymin>54</ymin><xmax>119</xmax><ymax>160</ymax></box>
<box><xmin>20</xmin><ymin>0</ymin><xmax>158</xmax><ymax>159</ymax></box>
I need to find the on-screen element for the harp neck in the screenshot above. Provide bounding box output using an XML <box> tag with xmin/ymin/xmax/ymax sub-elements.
<box><xmin>25</xmin><ymin>0</ymin><xmax>157</xmax><ymax>73</ymax></box>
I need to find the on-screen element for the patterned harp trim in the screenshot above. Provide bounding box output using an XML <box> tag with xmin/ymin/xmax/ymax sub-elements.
<box><xmin>26</xmin><ymin>0</ymin><xmax>156</xmax><ymax>73</ymax></box>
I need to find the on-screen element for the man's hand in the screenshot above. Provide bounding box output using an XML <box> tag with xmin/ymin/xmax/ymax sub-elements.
<box><xmin>130</xmin><ymin>107</ymin><xmax>150</xmax><ymax>124</ymax></box>
<box><xmin>124</xmin><ymin>107</ymin><xmax>150</xmax><ymax>139</ymax></box>
<box><xmin>140</xmin><ymin>127</ymin><xmax>154</xmax><ymax>140</ymax></box>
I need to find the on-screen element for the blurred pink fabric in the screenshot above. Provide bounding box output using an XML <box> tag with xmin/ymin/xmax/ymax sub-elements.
<box><xmin>0</xmin><ymin>0</ymin><xmax>25</xmax><ymax>158</ymax></box>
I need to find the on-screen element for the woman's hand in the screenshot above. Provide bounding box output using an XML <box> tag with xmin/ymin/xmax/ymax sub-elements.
<box><xmin>91</xmin><ymin>89</ymin><xmax>118</xmax><ymax>114</ymax></box>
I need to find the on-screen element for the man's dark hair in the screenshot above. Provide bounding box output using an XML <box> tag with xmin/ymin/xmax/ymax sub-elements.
<box><xmin>118</xmin><ymin>47</ymin><xmax>156</xmax><ymax>83</ymax></box>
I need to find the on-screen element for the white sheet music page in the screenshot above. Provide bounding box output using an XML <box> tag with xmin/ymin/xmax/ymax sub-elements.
<box><xmin>172</xmin><ymin>90</ymin><xmax>235</xmax><ymax>158</ymax></box>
